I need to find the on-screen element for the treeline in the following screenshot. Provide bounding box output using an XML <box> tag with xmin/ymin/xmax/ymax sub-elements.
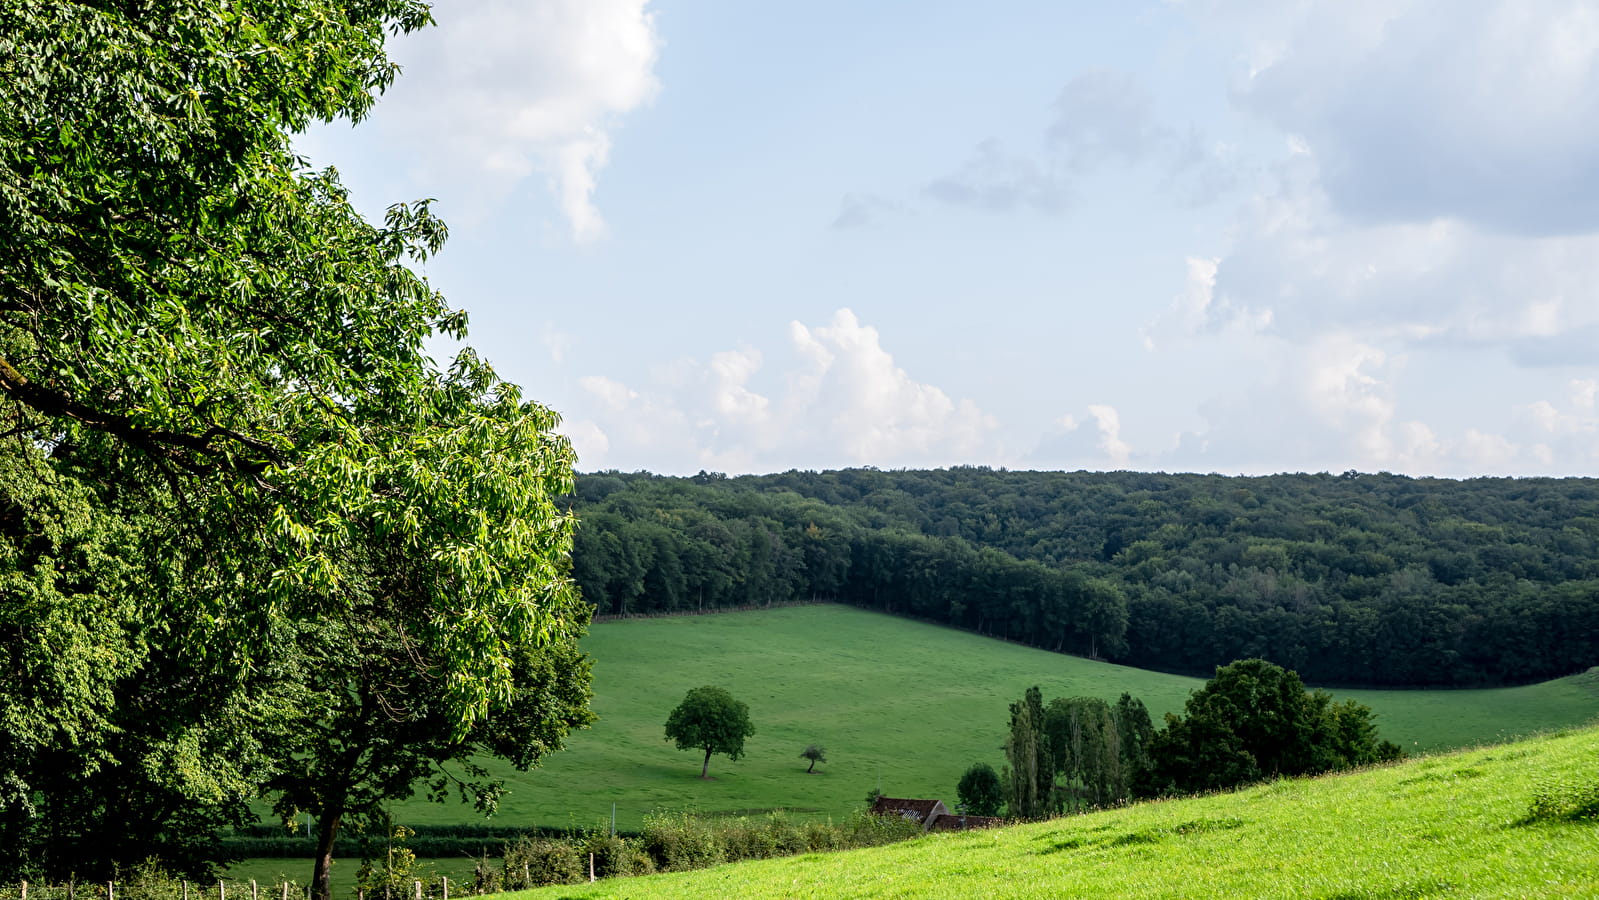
<box><xmin>570</xmin><ymin>468</ymin><xmax>1599</xmax><ymax>686</ymax></box>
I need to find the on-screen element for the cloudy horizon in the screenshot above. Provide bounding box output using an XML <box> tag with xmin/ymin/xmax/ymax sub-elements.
<box><xmin>301</xmin><ymin>0</ymin><xmax>1599</xmax><ymax>478</ymax></box>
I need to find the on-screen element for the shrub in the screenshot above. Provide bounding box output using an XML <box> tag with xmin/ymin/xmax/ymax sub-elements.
<box><xmin>844</xmin><ymin>809</ymin><xmax>926</xmax><ymax>847</ymax></box>
<box><xmin>639</xmin><ymin>811</ymin><xmax>725</xmax><ymax>872</ymax></box>
<box><xmin>502</xmin><ymin>835</ymin><xmax>584</xmax><ymax>888</ymax></box>
<box><xmin>802</xmin><ymin>820</ymin><xmax>845</xmax><ymax>852</ymax></box>
<box><xmin>579</xmin><ymin>830</ymin><xmax>654</xmax><ymax>878</ymax></box>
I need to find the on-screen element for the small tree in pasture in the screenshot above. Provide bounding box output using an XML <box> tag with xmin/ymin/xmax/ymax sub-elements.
<box><xmin>800</xmin><ymin>744</ymin><xmax>827</xmax><ymax>773</ymax></box>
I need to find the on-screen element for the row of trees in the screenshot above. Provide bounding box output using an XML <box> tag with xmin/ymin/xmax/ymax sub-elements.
<box><xmin>570</xmin><ymin>470</ymin><xmax>1599</xmax><ymax>686</ymax></box>
<box><xmin>1</xmin><ymin>3</ymin><xmax>591</xmax><ymax>894</ymax></box>
<box><xmin>988</xmin><ymin>660</ymin><xmax>1403</xmax><ymax>818</ymax></box>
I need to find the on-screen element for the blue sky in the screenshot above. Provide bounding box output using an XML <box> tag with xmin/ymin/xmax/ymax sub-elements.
<box><xmin>300</xmin><ymin>0</ymin><xmax>1599</xmax><ymax>477</ymax></box>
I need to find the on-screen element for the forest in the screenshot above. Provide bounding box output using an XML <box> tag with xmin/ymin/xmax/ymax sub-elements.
<box><xmin>570</xmin><ymin>467</ymin><xmax>1599</xmax><ymax>687</ymax></box>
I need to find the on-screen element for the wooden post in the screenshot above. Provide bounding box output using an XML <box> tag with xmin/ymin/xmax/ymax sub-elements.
<box><xmin>20</xmin><ymin>879</ymin><xmax>26</xmax><ymax>900</ymax></box>
<box><xmin>251</xmin><ymin>881</ymin><xmax>257</xmax><ymax>900</ymax></box>
<box><xmin>280</xmin><ymin>884</ymin><xmax>287</xmax><ymax>900</ymax></box>
<box><xmin>589</xmin><ymin>854</ymin><xmax>596</xmax><ymax>883</ymax></box>
<box><xmin>107</xmin><ymin>882</ymin><xmax>114</xmax><ymax>900</ymax></box>
<box><xmin>413</xmin><ymin>882</ymin><xmax>420</xmax><ymax>900</ymax></box>
<box><xmin>440</xmin><ymin>878</ymin><xmax>447</xmax><ymax>900</ymax></box>
<box><xmin>183</xmin><ymin>882</ymin><xmax>188</xmax><ymax>900</ymax></box>
<box><xmin>218</xmin><ymin>881</ymin><xmax>225</xmax><ymax>900</ymax></box>
<box><xmin>68</xmin><ymin>879</ymin><xmax>74</xmax><ymax>900</ymax></box>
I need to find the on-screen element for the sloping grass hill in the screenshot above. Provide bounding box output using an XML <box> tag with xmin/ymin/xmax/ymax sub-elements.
<box><xmin>504</xmin><ymin>724</ymin><xmax>1599</xmax><ymax>899</ymax></box>
<box><xmin>430</xmin><ymin>605</ymin><xmax>1599</xmax><ymax>833</ymax></box>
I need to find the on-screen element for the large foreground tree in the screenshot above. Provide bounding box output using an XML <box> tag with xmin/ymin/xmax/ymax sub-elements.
<box><xmin>0</xmin><ymin>0</ymin><xmax>588</xmax><ymax>881</ymax></box>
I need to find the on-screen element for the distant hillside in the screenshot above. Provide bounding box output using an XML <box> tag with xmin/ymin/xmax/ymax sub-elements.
<box><xmin>506</xmin><ymin>722</ymin><xmax>1599</xmax><ymax>900</ymax></box>
<box><xmin>364</xmin><ymin>606</ymin><xmax>1598</xmax><ymax>834</ymax></box>
<box><xmin>570</xmin><ymin>468</ymin><xmax>1599</xmax><ymax>686</ymax></box>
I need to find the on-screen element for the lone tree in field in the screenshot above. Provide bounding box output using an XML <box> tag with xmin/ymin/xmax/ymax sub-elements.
<box><xmin>665</xmin><ymin>686</ymin><xmax>755</xmax><ymax>778</ymax></box>
<box><xmin>800</xmin><ymin>743</ymin><xmax>827</xmax><ymax>773</ymax></box>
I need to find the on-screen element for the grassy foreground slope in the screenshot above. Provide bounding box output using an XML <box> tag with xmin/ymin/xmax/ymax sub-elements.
<box><xmin>414</xmin><ymin>605</ymin><xmax>1599</xmax><ymax>833</ymax></box>
<box><xmin>508</xmin><ymin>725</ymin><xmax>1599</xmax><ymax>900</ymax></box>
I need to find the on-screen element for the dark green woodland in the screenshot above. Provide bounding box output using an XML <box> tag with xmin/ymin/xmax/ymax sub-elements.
<box><xmin>572</xmin><ymin>467</ymin><xmax>1599</xmax><ymax>687</ymax></box>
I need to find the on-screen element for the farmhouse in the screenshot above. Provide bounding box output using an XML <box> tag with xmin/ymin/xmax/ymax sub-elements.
<box><xmin>869</xmin><ymin>796</ymin><xmax>1001</xmax><ymax>831</ymax></box>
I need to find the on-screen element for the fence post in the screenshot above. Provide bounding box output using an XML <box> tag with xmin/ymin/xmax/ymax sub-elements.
<box><xmin>218</xmin><ymin>881</ymin><xmax>225</xmax><ymax>900</ymax></box>
<box><xmin>183</xmin><ymin>882</ymin><xmax>188</xmax><ymax>900</ymax></box>
<box><xmin>440</xmin><ymin>878</ymin><xmax>446</xmax><ymax>900</ymax></box>
<box><xmin>251</xmin><ymin>881</ymin><xmax>257</xmax><ymax>900</ymax></box>
<box><xmin>280</xmin><ymin>884</ymin><xmax>287</xmax><ymax>900</ymax></box>
<box><xmin>107</xmin><ymin>882</ymin><xmax>114</xmax><ymax>900</ymax></box>
<box><xmin>412</xmin><ymin>882</ymin><xmax>420</xmax><ymax>900</ymax></box>
<box><xmin>20</xmin><ymin>879</ymin><xmax>25</xmax><ymax>900</ymax></box>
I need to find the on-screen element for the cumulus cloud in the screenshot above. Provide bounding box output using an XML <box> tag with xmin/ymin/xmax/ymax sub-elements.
<box><xmin>1227</xmin><ymin>0</ymin><xmax>1599</xmax><ymax>235</ymax></box>
<box><xmin>355</xmin><ymin>0</ymin><xmax>661</xmax><ymax>241</ymax></box>
<box><xmin>569</xmin><ymin>309</ymin><xmax>1002</xmax><ymax>473</ymax></box>
<box><xmin>1161</xmin><ymin>146</ymin><xmax>1599</xmax><ymax>363</ymax></box>
<box><xmin>1086</xmin><ymin>404</ymin><xmax>1133</xmax><ymax>466</ymax></box>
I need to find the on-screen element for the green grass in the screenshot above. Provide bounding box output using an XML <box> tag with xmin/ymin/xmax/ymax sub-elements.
<box><xmin>390</xmin><ymin>605</ymin><xmax>1599</xmax><ymax>833</ymax></box>
<box><xmin>501</xmin><ymin>725</ymin><xmax>1599</xmax><ymax>899</ymax></box>
<box><xmin>221</xmin><ymin>858</ymin><xmax>483</xmax><ymax>897</ymax></box>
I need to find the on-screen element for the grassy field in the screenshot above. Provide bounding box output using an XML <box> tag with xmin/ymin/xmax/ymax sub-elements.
<box><xmin>376</xmin><ymin>605</ymin><xmax>1599</xmax><ymax>833</ymax></box>
<box><xmin>221</xmin><ymin>858</ymin><xmax>483</xmax><ymax>897</ymax></box>
<box><xmin>502</xmin><ymin>724</ymin><xmax>1599</xmax><ymax>899</ymax></box>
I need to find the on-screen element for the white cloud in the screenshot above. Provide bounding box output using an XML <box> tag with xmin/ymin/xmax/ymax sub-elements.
<box><xmin>569</xmin><ymin>309</ymin><xmax>1002</xmax><ymax>473</ymax></box>
<box><xmin>1184</xmin><ymin>147</ymin><xmax>1599</xmax><ymax>363</ymax></box>
<box><xmin>1087</xmin><ymin>404</ymin><xmax>1133</xmax><ymax>466</ymax></box>
<box><xmin>355</xmin><ymin>0</ymin><xmax>661</xmax><ymax>241</ymax></box>
<box><xmin>1302</xmin><ymin>335</ymin><xmax>1396</xmax><ymax>462</ymax></box>
<box><xmin>1224</xmin><ymin>0</ymin><xmax>1599</xmax><ymax>235</ymax></box>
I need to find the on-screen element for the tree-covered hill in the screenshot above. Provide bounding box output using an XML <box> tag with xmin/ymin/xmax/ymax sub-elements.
<box><xmin>570</xmin><ymin>468</ymin><xmax>1599</xmax><ymax>687</ymax></box>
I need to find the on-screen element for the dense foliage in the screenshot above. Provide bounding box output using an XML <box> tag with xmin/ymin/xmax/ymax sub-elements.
<box><xmin>1144</xmin><ymin>659</ymin><xmax>1402</xmax><ymax>796</ymax></box>
<box><xmin>1002</xmin><ymin>662</ymin><xmax>1396</xmax><ymax>815</ymax></box>
<box><xmin>572</xmin><ymin>468</ymin><xmax>1599</xmax><ymax>686</ymax></box>
<box><xmin>0</xmin><ymin>0</ymin><xmax>587</xmax><ymax>884</ymax></box>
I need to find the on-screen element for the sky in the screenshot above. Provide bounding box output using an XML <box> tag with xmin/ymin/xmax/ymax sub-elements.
<box><xmin>297</xmin><ymin>0</ymin><xmax>1599</xmax><ymax>478</ymax></box>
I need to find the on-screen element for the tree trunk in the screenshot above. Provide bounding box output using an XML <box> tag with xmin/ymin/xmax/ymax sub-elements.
<box><xmin>700</xmin><ymin>746</ymin><xmax>712</xmax><ymax>778</ymax></box>
<box><xmin>807</xmin><ymin>759</ymin><xmax>816</xmax><ymax>774</ymax></box>
<box><xmin>311</xmin><ymin>807</ymin><xmax>344</xmax><ymax>900</ymax></box>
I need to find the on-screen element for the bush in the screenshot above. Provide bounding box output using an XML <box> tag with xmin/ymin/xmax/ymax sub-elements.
<box><xmin>578</xmin><ymin>831</ymin><xmax>654</xmax><ymax>878</ymax></box>
<box><xmin>502</xmin><ymin>836</ymin><xmax>584</xmax><ymax>888</ymax></box>
<box><xmin>716</xmin><ymin>814</ymin><xmax>803</xmax><ymax>862</ymax></box>
<box><xmin>639</xmin><ymin>811</ymin><xmax>724</xmax><ymax>872</ymax></box>
<box><xmin>802</xmin><ymin>820</ymin><xmax>844</xmax><ymax>852</ymax></box>
<box><xmin>843</xmin><ymin>810</ymin><xmax>926</xmax><ymax>848</ymax></box>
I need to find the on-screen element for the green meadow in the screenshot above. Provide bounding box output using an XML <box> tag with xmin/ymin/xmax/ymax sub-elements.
<box><xmin>384</xmin><ymin>605</ymin><xmax>1599</xmax><ymax>833</ymax></box>
<box><xmin>503</xmin><ymin>724</ymin><xmax>1599</xmax><ymax>899</ymax></box>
